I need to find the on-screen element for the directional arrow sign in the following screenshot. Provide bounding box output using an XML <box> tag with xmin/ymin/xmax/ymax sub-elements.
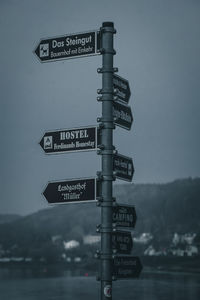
<box><xmin>112</xmin><ymin>230</ymin><xmax>133</xmax><ymax>254</ymax></box>
<box><xmin>113</xmin><ymin>153</ymin><xmax>134</xmax><ymax>182</ymax></box>
<box><xmin>113</xmin><ymin>74</ymin><xmax>131</xmax><ymax>104</ymax></box>
<box><xmin>43</xmin><ymin>177</ymin><xmax>96</xmax><ymax>204</ymax></box>
<box><xmin>39</xmin><ymin>126</ymin><xmax>98</xmax><ymax>154</ymax></box>
<box><xmin>113</xmin><ymin>101</ymin><xmax>133</xmax><ymax>130</ymax></box>
<box><xmin>113</xmin><ymin>256</ymin><xmax>143</xmax><ymax>279</ymax></box>
<box><xmin>112</xmin><ymin>204</ymin><xmax>137</xmax><ymax>229</ymax></box>
<box><xmin>34</xmin><ymin>30</ymin><xmax>100</xmax><ymax>62</ymax></box>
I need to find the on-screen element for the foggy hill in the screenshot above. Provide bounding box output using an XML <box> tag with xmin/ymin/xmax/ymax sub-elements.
<box><xmin>0</xmin><ymin>214</ymin><xmax>21</xmax><ymax>225</ymax></box>
<box><xmin>0</xmin><ymin>178</ymin><xmax>200</xmax><ymax>251</ymax></box>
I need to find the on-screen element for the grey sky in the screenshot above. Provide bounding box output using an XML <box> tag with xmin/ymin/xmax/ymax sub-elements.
<box><xmin>0</xmin><ymin>0</ymin><xmax>200</xmax><ymax>215</ymax></box>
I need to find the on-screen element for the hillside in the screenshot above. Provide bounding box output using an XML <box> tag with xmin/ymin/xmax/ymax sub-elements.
<box><xmin>114</xmin><ymin>177</ymin><xmax>200</xmax><ymax>235</ymax></box>
<box><xmin>0</xmin><ymin>177</ymin><xmax>200</xmax><ymax>261</ymax></box>
<box><xmin>0</xmin><ymin>214</ymin><xmax>21</xmax><ymax>225</ymax></box>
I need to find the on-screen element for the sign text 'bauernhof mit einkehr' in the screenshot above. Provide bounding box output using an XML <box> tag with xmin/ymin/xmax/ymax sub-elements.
<box><xmin>39</xmin><ymin>126</ymin><xmax>99</xmax><ymax>154</ymax></box>
<box><xmin>35</xmin><ymin>31</ymin><xmax>100</xmax><ymax>62</ymax></box>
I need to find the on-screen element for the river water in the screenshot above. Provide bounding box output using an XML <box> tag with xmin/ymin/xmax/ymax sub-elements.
<box><xmin>0</xmin><ymin>267</ymin><xmax>200</xmax><ymax>300</ymax></box>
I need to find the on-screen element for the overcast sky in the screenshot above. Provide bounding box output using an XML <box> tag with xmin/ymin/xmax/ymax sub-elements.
<box><xmin>0</xmin><ymin>0</ymin><xmax>200</xmax><ymax>215</ymax></box>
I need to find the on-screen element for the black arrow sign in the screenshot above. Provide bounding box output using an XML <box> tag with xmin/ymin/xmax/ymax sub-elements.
<box><xmin>113</xmin><ymin>256</ymin><xmax>143</xmax><ymax>279</ymax></box>
<box><xmin>112</xmin><ymin>230</ymin><xmax>133</xmax><ymax>254</ymax></box>
<box><xmin>39</xmin><ymin>126</ymin><xmax>98</xmax><ymax>154</ymax></box>
<box><xmin>113</xmin><ymin>74</ymin><xmax>131</xmax><ymax>104</ymax></box>
<box><xmin>113</xmin><ymin>153</ymin><xmax>134</xmax><ymax>182</ymax></box>
<box><xmin>34</xmin><ymin>30</ymin><xmax>100</xmax><ymax>62</ymax></box>
<box><xmin>113</xmin><ymin>101</ymin><xmax>133</xmax><ymax>130</ymax></box>
<box><xmin>112</xmin><ymin>204</ymin><xmax>137</xmax><ymax>229</ymax></box>
<box><xmin>43</xmin><ymin>177</ymin><xmax>96</xmax><ymax>204</ymax></box>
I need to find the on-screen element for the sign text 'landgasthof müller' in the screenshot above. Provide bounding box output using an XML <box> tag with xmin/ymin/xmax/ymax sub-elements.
<box><xmin>35</xmin><ymin>31</ymin><xmax>100</xmax><ymax>62</ymax></box>
<box><xmin>43</xmin><ymin>178</ymin><xmax>96</xmax><ymax>204</ymax></box>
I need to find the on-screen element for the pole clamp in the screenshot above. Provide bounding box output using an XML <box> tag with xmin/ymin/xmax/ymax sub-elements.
<box><xmin>94</xmin><ymin>249</ymin><xmax>101</xmax><ymax>258</ymax></box>
<box><xmin>100</xmin><ymin>27</ymin><xmax>116</xmax><ymax>34</ymax></box>
<box><xmin>97</xmin><ymin>122</ymin><xmax>115</xmax><ymax>129</ymax></box>
<box><xmin>103</xmin><ymin>123</ymin><xmax>116</xmax><ymax>129</ymax></box>
<box><xmin>95</xmin><ymin>249</ymin><xmax>114</xmax><ymax>259</ymax></box>
<box><xmin>97</xmin><ymin>97</ymin><xmax>114</xmax><ymax>102</ymax></box>
<box><xmin>100</xmin><ymin>253</ymin><xmax>115</xmax><ymax>260</ymax></box>
<box><xmin>98</xmin><ymin>122</ymin><xmax>105</xmax><ymax>129</ymax></box>
<box><xmin>96</xmin><ymin>197</ymin><xmax>116</xmax><ymax>206</ymax></box>
<box><xmin>96</xmin><ymin>171</ymin><xmax>103</xmax><ymax>181</ymax></box>
<box><xmin>96</xmin><ymin>224</ymin><xmax>117</xmax><ymax>233</ymax></box>
<box><xmin>103</xmin><ymin>175</ymin><xmax>116</xmax><ymax>181</ymax></box>
<box><xmin>101</xmin><ymin>150</ymin><xmax>115</xmax><ymax>155</ymax></box>
<box><xmin>96</xmin><ymin>275</ymin><xmax>116</xmax><ymax>281</ymax></box>
<box><xmin>97</xmin><ymin>144</ymin><xmax>105</xmax><ymax>150</ymax></box>
<box><xmin>97</xmin><ymin>67</ymin><xmax>118</xmax><ymax>73</ymax></box>
<box><xmin>99</xmin><ymin>48</ymin><xmax>116</xmax><ymax>55</ymax></box>
<box><xmin>97</xmin><ymin>88</ymin><xmax>115</xmax><ymax>95</ymax></box>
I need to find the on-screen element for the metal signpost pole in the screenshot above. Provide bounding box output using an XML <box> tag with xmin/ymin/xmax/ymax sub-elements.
<box><xmin>36</xmin><ymin>22</ymin><xmax>142</xmax><ymax>299</ymax></box>
<box><xmin>98</xmin><ymin>22</ymin><xmax>116</xmax><ymax>300</ymax></box>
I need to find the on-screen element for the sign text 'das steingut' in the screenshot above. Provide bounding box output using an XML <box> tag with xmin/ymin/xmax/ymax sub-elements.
<box><xmin>39</xmin><ymin>126</ymin><xmax>98</xmax><ymax>154</ymax></box>
<box><xmin>43</xmin><ymin>178</ymin><xmax>96</xmax><ymax>204</ymax></box>
<box><xmin>34</xmin><ymin>31</ymin><xmax>100</xmax><ymax>62</ymax></box>
<box><xmin>112</xmin><ymin>204</ymin><xmax>137</xmax><ymax>229</ymax></box>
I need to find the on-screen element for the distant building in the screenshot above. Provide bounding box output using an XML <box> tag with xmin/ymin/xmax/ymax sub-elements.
<box><xmin>74</xmin><ymin>257</ymin><xmax>81</xmax><ymax>263</ymax></box>
<box><xmin>134</xmin><ymin>233</ymin><xmax>153</xmax><ymax>244</ymax></box>
<box><xmin>144</xmin><ymin>245</ymin><xmax>156</xmax><ymax>256</ymax></box>
<box><xmin>185</xmin><ymin>245</ymin><xmax>198</xmax><ymax>256</ymax></box>
<box><xmin>51</xmin><ymin>235</ymin><xmax>62</xmax><ymax>244</ymax></box>
<box><xmin>63</xmin><ymin>240</ymin><xmax>80</xmax><ymax>250</ymax></box>
<box><xmin>172</xmin><ymin>233</ymin><xmax>197</xmax><ymax>246</ymax></box>
<box><xmin>83</xmin><ymin>235</ymin><xmax>101</xmax><ymax>245</ymax></box>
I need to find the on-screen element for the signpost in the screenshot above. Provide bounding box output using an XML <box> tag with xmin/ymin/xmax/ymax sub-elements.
<box><xmin>113</xmin><ymin>256</ymin><xmax>143</xmax><ymax>279</ymax></box>
<box><xmin>43</xmin><ymin>177</ymin><xmax>96</xmax><ymax>204</ymax></box>
<box><xmin>112</xmin><ymin>230</ymin><xmax>133</xmax><ymax>254</ymax></box>
<box><xmin>113</xmin><ymin>101</ymin><xmax>133</xmax><ymax>130</ymax></box>
<box><xmin>113</xmin><ymin>153</ymin><xmax>134</xmax><ymax>182</ymax></box>
<box><xmin>112</xmin><ymin>204</ymin><xmax>137</xmax><ymax>228</ymax></box>
<box><xmin>39</xmin><ymin>126</ymin><xmax>98</xmax><ymax>154</ymax></box>
<box><xmin>35</xmin><ymin>30</ymin><xmax>100</xmax><ymax>62</ymax></box>
<box><xmin>36</xmin><ymin>22</ymin><xmax>142</xmax><ymax>300</ymax></box>
<box><xmin>113</xmin><ymin>74</ymin><xmax>131</xmax><ymax>104</ymax></box>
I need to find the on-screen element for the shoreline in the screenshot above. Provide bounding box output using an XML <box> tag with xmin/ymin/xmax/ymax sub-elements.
<box><xmin>0</xmin><ymin>256</ymin><xmax>200</xmax><ymax>275</ymax></box>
